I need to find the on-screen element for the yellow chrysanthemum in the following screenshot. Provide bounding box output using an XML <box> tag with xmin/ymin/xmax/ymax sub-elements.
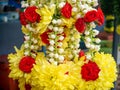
<box><xmin>8</xmin><ymin>46</ymin><xmax>34</xmax><ymax>82</ymax></box>
<box><xmin>61</xmin><ymin>18</ymin><xmax>75</xmax><ymax>28</ymax></box>
<box><xmin>72</xmin><ymin>52</ymin><xmax>117</xmax><ymax>90</ymax></box>
<box><xmin>8</xmin><ymin>46</ymin><xmax>24</xmax><ymax>79</ymax></box>
<box><xmin>36</xmin><ymin>5</ymin><xmax>55</xmax><ymax>34</ymax></box>
<box><xmin>29</xmin><ymin>53</ymin><xmax>79</xmax><ymax>90</ymax></box>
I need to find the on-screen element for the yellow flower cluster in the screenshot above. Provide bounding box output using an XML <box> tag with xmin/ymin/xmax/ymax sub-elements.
<box><xmin>8</xmin><ymin>47</ymin><xmax>117</xmax><ymax>90</ymax></box>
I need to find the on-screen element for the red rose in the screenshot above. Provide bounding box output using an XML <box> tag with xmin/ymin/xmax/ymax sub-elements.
<box><xmin>25</xmin><ymin>84</ymin><xmax>31</xmax><ymax>90</ymax></box>
<box><xmin>81</xmin><ymin>61</ymin><xmax>100</xmax><ymax>81</ymax></box>
<box><xmin>75</xmin><ymin>18</ymin><xmax>86</xmax><ymax>33</ymax></box>
<box><xmin>97</xmin><ymin>7</ymin><xmax>104</xmax><ymax>26</ymax></box>
<box><xmin>84</xmin><ymin>10</ymin><xmax>98</xmax><ymax>22</ymax></box>
<box><xmin>19</xmin><ymin>56</ymin><xmax>35</xmax><ymax>73</ymax></box>
<box><xmin>40</xmin><ymin>30</ymin><xmax>51</xmax><ymax>44</ymax></box>
<box><xmin>61</xmin><ymin>2</ymin><xmax>72</xmax><ymax>18</ymax></box>
<box><xmin>24</xmin><ymin>6</ymin><xmax>40</xmax><ymax>23</ymax></box>
<box><xmin>19</xmin><ymin>12</ymin><xmax>28</xmax><ymax>25</ymax></box>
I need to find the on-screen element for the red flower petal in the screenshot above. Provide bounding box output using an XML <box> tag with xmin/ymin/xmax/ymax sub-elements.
<box><xmin>19</xmin><ymin>56</ymin><xmax>35</xmax><ymax>73</ymax></box>
<box><xmin>40</xmin><ymin>30</ymin><xmax>51</xmax><ymax>44</ymax></box>
<box><xmin>75</xmin><ymin>18</ymin><xmax>86</xmax><ymax>33</ymax></box>
<box><xmin>81</xmin><ymin>61</ymin><xmax>100</xmax><ymax>81</ymax></box>
<box><xmin>97</xmin><ymin>7</ymin><xmax>104</xmax><ymax>26</ymax></box>
<box><xmin>84</xmin><ymin>10</ymin><xmax>98</xmax><ymax>22</ymax></box>
<box><xmin>19</xmin><ymin>12</ymin><xmax>28</xmax><ymax>25</ymax></box>
<box><xmin>61</xmin><ymin>2</ymin><xmax>72</xmax><ymax>18</ymax></box>
<box><xmin>24</xmin><ymin>6</ymin><xmax>40</xmax><ymax>23</ymax></box>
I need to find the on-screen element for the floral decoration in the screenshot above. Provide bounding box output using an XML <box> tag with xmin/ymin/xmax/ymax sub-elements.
<box><xmin>81</xmin><ymin>60</ymin><xmax>100</xmax><ymax>81</ymax></box>
<box><xmin>61</xmin><ymin>2</ymin><xmax>72</xmax><ymax>18</ymax></box>
<box><xmin>8</xmin><ymin>0</ymin><xmax>117</xmax><ymax>90</ymax></box>
<box><xmin>19</xmin><ymin>56</ymin><xmax>35</xmax><ymax>73</ymax></box>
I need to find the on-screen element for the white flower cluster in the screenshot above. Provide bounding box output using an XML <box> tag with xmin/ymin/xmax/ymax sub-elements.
<box><xmin>67</xmin><ymin>29</ymin><xmax>81</xmax><ymax>59</ymax></box>
<box><xmin>46</xmin><ymin>23</ymin><xmax>65</xmax><ymax>65</ymax></box>
<box><xmin>23</xmin><ymin>35</ymin><xmax>39</xmax><ymax>58</ymax></box>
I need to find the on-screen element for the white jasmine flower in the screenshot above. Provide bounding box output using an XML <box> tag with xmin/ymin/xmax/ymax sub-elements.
<box><xmin>49</xmin><ymin>58</ymin><xmax>54</xmax><ymax>63</ymax></box>
<box><xmin>95</xmin><ymin>38</ymin><xmax>101</xmax><ymax>43</ymax></box>
<box><xmin>58</xmin><ymin>48</ymin><xmax>64</xmax><ymax>54</ymax></box>
<box><xmin>58</xmin><ymin>27</ymin><xmax>64</xmax><ymax>33</ymax></box>
<box><xmin>31</xmin><ymin>53</ymin><xmax>36</xmax><ymax>58</ymax></box>
<box><xmin>49</xmin><ymin>53</ymin><xmax>54</xmax><ymax>58</ymax></box>
<box><xmin>50</xmin><ymin>4</ymin><xmax>55</xmax><ymax>8</ymax></box>
<box><xmin>53</xmin><ymin>27</ymin><xmax>59</xmax><ymax>32</ymax></box>
<box><xmin>90</xmin><ymin>22</ymin><xmax>96</xmax><ymax>28</ymax></box>
<box><xmin>76</xmin><ymin>44</ymin><xmax>80</xmax><ymax>48</ymax></box>
<box><xmin>59</xmin><ymin>55</ymin><xmax>64</xmax><ymax>62</ymax></box>
<box><xmin>90</xmin><ymin>44</ymin><xmax>95</xmax><ymax>49</ymax></box>
<box><xmin>70</xmin><ymin>45</ymin><xmax>74</xmax><ymax>49</ymax></box>
<box><xmin>33</xmin><ymin>39</ymin><xmax>38</xmax><ymax>44</ymax></box>
<box><xmin>72</xmin><ymin>0</ymin><xmax>76</xmax><ymax>3</ymax></box>
<box><xmin>30</xmin><ymin>1</ymin><xmax>36</xmax><ymax>5</ymax></box>
<box><xmin>95</xmin><ymin>45</ymin><xmax>100</xmax><ymax>51</ymax></box>
<box><xmin>57</xmin><ymin>42</ymin><xmax>63</xmax><ymax>47</ymax></box>
<box><xmin>24</xmin><ymin>51</ymin><xmax>29</xmax><ymax>56</ymax></box>
<box><xmin>76</xmin><ymin>14</ymin><xmax>81</xmax><ymax>19</ymax></box>
<box><xmin>24</xmin><ymin>36</ymin><xmax>30</xmax><ymax>40</ymax></box>
<box><xmin>59</xmin><ymin>2</ymin><xmax>65</xmax><ymax>8</ymax></box>
<box><xmin>48</xmin><ymin>46</ymin><xmax>54</xmax><ymax>51</ymax></box>
<box><xmin>84</xmin><ymin>30</ymin><xmax>90</xmax><ymax>35</ymax></box>
<box><xmin>21</xmin><ymin>3</ymin><xmax>29</xmax><ymax>8</ymax></box>
<box><xmin>34</xmin><ymin>45</ymin><xmax>39</xmax><ymax>50</ymax></box>
<box><xmin>52</xmin><ymin>19</ymin><xmax>57</xmax><ymax>24</ymax></box>
<box><xmin>93</xmin><ymin>29</ymin><xmax>99</xmax><ymax>36</ymax></box>
<box><xmin>71</xmin><ymin>37</ymin><xmax>75</xmax><ymax>41</ymax></box>
<box><xmin>50</xmin><ymin>40</ymin><xmax>55</xmax><ymax>45</ymax></box>
<box><xmin>68</xmin><ymin>54</ymin><xmax>73</xmax><ymax>59</ymax></box>
<box><xmin>24</xmin><ymin>43</ymin><xmax>29</xmax><ymax>48</ymax></box>
<box><xmin>85</xmin><ymin>42</ymin><xmax>91</xmax><ymax>48</ymax></box>
<box><xmin>93</xmin><ymin>1</ymin><xmax>98</xmax><ymax>7</ymax></box>
<box><xmin>50</xmin><ymin>34</ymin><xmax>56</xmax><ymax>39</ymax></box>
<box><xmin>57</xmin><ymin>19</ymin><xmax>62</xmax><ymax>25</ymax></box>
<box><xmin>86</xmin><ymin>54</ymin><xmax>92</xmax><ymax>60</ymax></box>
<box><xmin>87</xmin><ymin>0</ymin><xmax>92</xmax><ymax>3</ymax></box>
<box><xmin>59</xmin><ymin>36</ymin><xmax>64</xmax><ymax>41</ymax></box>
<box><xmin>26</xmin><ymin>24</ymin><xmax>31</xmax><ymax>29</ymax></box>
<box><xmin>48</xmin><ymin>25</ymin><xmax>53</xmax><ymax>30</ymax></box>
<box><xmin>73</xmin><ymin>50</ymin><xmax>77</xmax><ymax>54</ymax></box>
<box><xmin>83</xmin><ymin>9</ymin><xmax>88</xmax><ymax>14</ymax></box>
<box><xmin>72</xmin><ymin>7</ymin><xmax>78</xmax><ymax>12</ymax></box>
<box><xmin>54</xmin><ymin>53</ymin><xmax>59</xmax><ymax>58</ymax></box>
<box><xmin>30</xmin><ymin>45</ymin><xmax>34</xmax><ymax>49</ymax></box>
<box><xmin>85</xmin><ymin>37</ymin><xmax>91</xmax><ymax>42</ymax></box>
<box><xmin>53</xmin><ymin>61</ymin><xmax>58</xmax><ymax>65</ymax></box>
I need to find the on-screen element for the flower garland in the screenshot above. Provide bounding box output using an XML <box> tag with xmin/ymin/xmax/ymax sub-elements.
<box><xmin>8</xmin><ymin>0</ymin><xmax>117</xmax><ymax>90</ymax></box>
